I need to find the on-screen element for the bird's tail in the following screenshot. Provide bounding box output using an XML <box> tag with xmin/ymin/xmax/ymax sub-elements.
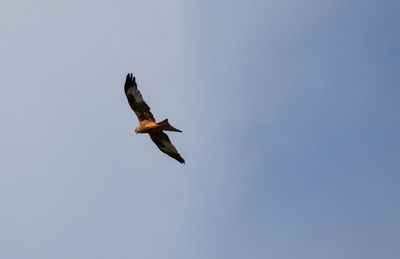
<box><xmin>157</xmin><ymin>119</ymin><xmax>182</xmax><ymax>132</ymax></box>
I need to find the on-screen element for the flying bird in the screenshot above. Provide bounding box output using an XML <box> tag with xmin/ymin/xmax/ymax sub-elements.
<box><xmin>124</xmin><ymin>73</ymin><xmax>185</xmax><ymax>164</ymax></box>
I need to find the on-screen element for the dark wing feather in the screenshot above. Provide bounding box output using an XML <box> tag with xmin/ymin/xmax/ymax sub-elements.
<box><xmin>149</xmin><ymin>132</ymin><xmax>185</xmax><ymax>164</ymax></box>
<box><xmin>124</xmin><ymin>73</ymin><xmax>155</xmax><ymax>122</ymax></box>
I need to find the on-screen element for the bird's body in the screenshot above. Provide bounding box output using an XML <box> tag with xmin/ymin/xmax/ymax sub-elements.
<box><xmin>135</xmin><ymin>120</ymin><xmax>159</xmax><ymax>133</ymax></box>
<box><xmin>124</xmin><ymin>73</ymin><xmax>185</xmax><ymax>164</ymax></box>
<box><xmin>135</xmin><ymin>119</ymin><xmax>182</xmax><ymax>134</ymax></box>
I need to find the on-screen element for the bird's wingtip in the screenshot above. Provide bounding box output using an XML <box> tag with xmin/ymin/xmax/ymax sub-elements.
<box><xmin>125</xmin><ymin>73</ymin><xmax>136</xmax><ymax>83</ymax></box>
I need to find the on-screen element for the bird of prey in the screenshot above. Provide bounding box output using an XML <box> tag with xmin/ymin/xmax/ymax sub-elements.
<box><xmin>124</xmin><ymin>73</ymin><xmax>185</xmax><ymax>164</ymax></box>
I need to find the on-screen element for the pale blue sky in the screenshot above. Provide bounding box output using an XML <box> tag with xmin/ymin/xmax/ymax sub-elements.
<box><xmin>1</xmin><ymin>0</ymin><xmax>399</xmax><ymax>258</ymax></box>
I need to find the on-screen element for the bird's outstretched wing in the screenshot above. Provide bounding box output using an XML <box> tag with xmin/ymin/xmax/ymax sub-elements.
<box><xmin>124</xmin><ymin>73</ymin><xmax>155</xmax><ymax>122</ymax></box>
<box><xmin>149</xmin><ymin>131</ymin><xmax>185</xmax><ymax>164</ymax></box>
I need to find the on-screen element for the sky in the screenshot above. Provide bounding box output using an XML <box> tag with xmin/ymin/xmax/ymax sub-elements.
<box><xmin>0</xmin><ymin>0</ymin><xmax>399</xmax><ymax>258</ymax></box>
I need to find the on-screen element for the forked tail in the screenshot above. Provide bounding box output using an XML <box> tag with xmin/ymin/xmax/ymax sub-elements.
<box><xmin>157</xmin><ymin>119</ymin><xmax>182</xmax><ymax>132</ymax></box>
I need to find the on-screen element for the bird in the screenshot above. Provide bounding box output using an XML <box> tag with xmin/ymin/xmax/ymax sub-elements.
<box><xmin>124</xmin><ymin>73</ymin><xmax>185</xmax><ymax>164</ymax></box>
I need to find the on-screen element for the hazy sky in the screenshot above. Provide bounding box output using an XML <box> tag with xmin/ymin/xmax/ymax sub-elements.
<box><xmin>1</xmin><ymin>0</ymin><xmax>399</xmax><ymax>258</ymax></box>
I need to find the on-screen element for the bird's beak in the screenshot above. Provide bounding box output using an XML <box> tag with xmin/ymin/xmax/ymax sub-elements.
<box><xmin>135</xmin><ymin>131</ymin><xmax>138</xmax><ymax>135</ymax></box>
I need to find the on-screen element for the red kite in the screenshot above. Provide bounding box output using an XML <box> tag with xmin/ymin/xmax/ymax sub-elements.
<box><xmin>124</xmin><ymin>73</ymin><xmax>185</xmax><ymax>164</ymax></box>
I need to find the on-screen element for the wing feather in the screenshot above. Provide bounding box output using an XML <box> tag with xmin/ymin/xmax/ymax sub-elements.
<box><xmin>124</xmin><ymin>73</ymin><xmax>155</xmax><ymax>122</ymax></box>
<box><xmin>149</xmin><ymin>132</ymin><xmax>185</xmax><ymax>164</ymax></box>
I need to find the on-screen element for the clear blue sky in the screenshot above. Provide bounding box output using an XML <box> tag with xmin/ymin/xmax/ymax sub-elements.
<box><xmin>1</xmin><ymin>0</ymin><xmax>399</xmax><ymax>258</ymax></box>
